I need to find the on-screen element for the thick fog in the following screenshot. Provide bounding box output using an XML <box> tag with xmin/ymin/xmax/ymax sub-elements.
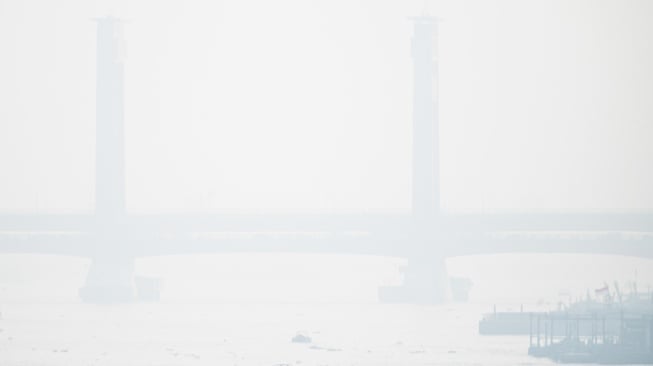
<box><xmin>3</xmin><ymin>0</ymin><xmax>653</xmax><ymax>213</ymax></box>
<box><xmin>1</xmin><ymin>0</ymin><xmax>653</xmax><ymax>365</ymax></box>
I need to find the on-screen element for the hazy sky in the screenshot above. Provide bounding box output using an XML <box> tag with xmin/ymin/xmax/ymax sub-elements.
<box><xmin>1</xmin><ymin>0</ymin><xmax>652</xmax><ymax>214</ymax></box>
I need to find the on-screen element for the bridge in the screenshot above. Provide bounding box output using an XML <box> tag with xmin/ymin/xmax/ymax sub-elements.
<box><xmin>1</xmin><ymin>16</ymin><xmax>652</xmax><ymax>303</ymax></box>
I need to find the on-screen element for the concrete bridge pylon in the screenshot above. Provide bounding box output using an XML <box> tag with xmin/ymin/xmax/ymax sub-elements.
<box><xmin>379</xmin><ymin>16</ymin><xmax>448</xmax><ymax>303</ymax></box>
<box><xmin>80</xmin><ymin>17</ymin><xmax>135</xmax><ymax>303</ymax></box>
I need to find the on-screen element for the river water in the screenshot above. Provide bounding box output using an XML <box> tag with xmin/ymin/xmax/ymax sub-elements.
<box><xmin>1</xmin><ymin>253</ymin><xmax>652</xmax><ymax>365</ymax></box>
<box><xmin>1</xmin><ymin>302</ymin><xmax>547</xmax><ymax>366</ymax></box>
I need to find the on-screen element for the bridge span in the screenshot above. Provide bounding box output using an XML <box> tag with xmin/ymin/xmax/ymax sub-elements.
<box><xmin>1</xmin><ymin>226</ymin><xmax>653</xmax><ymax>259</ymax></box>
<box><xmin>1</xmin><ymin>212</ymin><xmax>653</xmax><ymax>233</ymax></box>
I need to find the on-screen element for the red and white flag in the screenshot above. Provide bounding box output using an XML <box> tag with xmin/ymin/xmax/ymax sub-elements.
<box><xmin>595</xmin><ymin>285</ymin><xmax>609</xmax><ymax>297</ymax></box>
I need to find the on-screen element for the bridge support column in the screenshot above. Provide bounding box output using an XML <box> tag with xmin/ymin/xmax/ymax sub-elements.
<box><xmin>378</xmin><ymin>254</ymin><xmax>450</xmax><ymax>304</ymax></box>
<box><xmin>381</xmin><ymin>16</ymin><xmax>448</xmax><ymax>304</ymax></box>
<box><xmin>79</xmin><ymin>256</ymin><xmax>135</xmax><ymax>303</ymax></box>
<box><xmin>82</xmin><ymin>17</ymin><xmax>133</xmax><ymax>304</ymax></box>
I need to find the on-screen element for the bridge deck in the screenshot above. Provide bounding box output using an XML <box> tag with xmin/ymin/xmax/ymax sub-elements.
<box><xmin>1</xmin><ymin>213</ymin><xmax>652</xmax><ymax>232</ymax></box>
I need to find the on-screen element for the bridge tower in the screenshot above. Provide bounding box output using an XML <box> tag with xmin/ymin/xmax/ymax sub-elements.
<box><xmin>95</xmin><ymin>17</ymin><xmax>126</xmax><ymax>218</ymax></box>
<box><xmin>379</xmin><ymin>16</ymin><xmax>449</xmax><ymax>303</ymax></box>
<box><xmin>79</xmin><ymin>17</ymin><xmax>134</xmax><ymax>303</ymax></box>
<box><xmin>412</xmin><ymin>16</ymin><xmax>440</xmax><ymax>222</ymax></box>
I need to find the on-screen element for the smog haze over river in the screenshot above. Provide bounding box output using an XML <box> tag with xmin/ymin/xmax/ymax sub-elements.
<box><xmin>2</xmin><ymin>0</ymin><xmax>653</xmax><ymax>365</ymax></box>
